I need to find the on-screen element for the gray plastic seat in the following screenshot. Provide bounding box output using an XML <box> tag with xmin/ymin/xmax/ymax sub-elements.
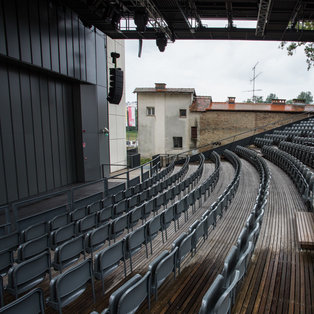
<box><xmin>125</xmin><ymin>225</ymin><xmax>148</xmax><ymax>273</ymax></box>
<box><xmin>111</xmin><ymin>213</ymin><xmax>128</xmax><ymax>242</ymax></box>
<box><xmin>147</xmin><ymin>214</ymin><xmax>163</xmax><ymax>254</ymax></box>
<box><xmin>221</xmin><ymin>245</ymin><xmax>239</xmax><ymax>288</ymax></box>
<box><xmin>76</xmin><ymin>212</ymin><xmax>98</xmax><ymax>235</ymax></box>
<box><xmin>0</xmin><ymin>250</ymin><xmax>14</xmax><ymax>275</ymax></box>
<box><xmin>128</xmin><ymin>205</ymin><xmax>144</xmax><ymax>230</ymax></box>
<box><xmin>85</xmin><ymin>223</ymin><xmax>110</xmax><ymax>259</ymax></box>
<box><xmin>175</xmin><ymin>230</ymin><xmax>195</xmax><ymax>273</ymax></box>
<box><xmin>69</xmin><ymin>206</ymin><xmax>87</xmax><ymax>222</ymax></box>
<box><xmin>0</xmin><ymin>288</ymin><xmax>45</xmax><ymax>314</ymax></box>
<box><xmin>50</xmin><ymin>222</ymin><xmax>76</xmax><ymax>250</ymax></box>
<box><xmin>6</xmin><ymin>251</ymin><xmax>51</xmax><ymax>298</ymax></box>
<box><xmin>52</xmin><ymin>235</ymin><xmax>85</xmax><ymax>272</ymax></box>
<box><xmin>87</xmin><ymin>200</ymin><xmax>102</xmax><ymax>214</ymax></box>
<box><xmin>97</xmin><ymin>206</ymin><xmax>113</xmax><ymax>224</ymax></box>
<box><xmin>143</xmin><ymin>199</ymin><xmax>154</xmax><ymax>221</ymax></box>
<box><xmin>0</xmin><ymin>232</ymin><xmax>19</xmax><ymax>253</ymax></box>
<box><xmin>48</xmin><ymin>213</ymin><xmax>69</xmax><ymax>232</ymax></box>
<box><xmin>162</xmin><ymin>205</ymin><xmax>176</xmax><ymax>240</ymax></box>
<box><xmin>149</xmin><ymin>247</ymin><xmax>177</xmax><ymax>300</ymax></box>
<box><xmin>199</xmin><ymin>274</ymin><xmax>225</xmax><ymax>314</ymax></box>
<box><xmin>212</xmin><ymin>270</ymin><xmax>240</xmax><ymax>314</ymax></box>
<box><xmin>21</xmin><ymin>222</ymin><xmax>47</xmax><ymax>243</ymax></box>
<box><xmin>94</xmin><ymin>239</ymin><xmax>126</xmax><ymax>295</ymax></box>
<box><xmin>103</xmin><ymin>274</ymin><xmax>142</xmax><ymax>313</ymax></box>
<box><xmin>117</xmin><ymin>271</ymin><xmax>151</xmax><ymax>313</ymax></box>
<box><xmin>47</xmin><ymin>258</ymin><xmax>95</xmax><ymax>314</ymax></box>
<box><xmin>16</xmin><ymin>234</ymin><xmax>49</xmax><ymax>262</ymax></box>
<box><xmin>113</xmin><ymin>200</ymin><xmax>127</xmax><ymax>218</ymax></box>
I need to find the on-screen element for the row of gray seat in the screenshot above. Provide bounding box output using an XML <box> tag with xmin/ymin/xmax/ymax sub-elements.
<box><xmin>94</xmin><ymin>150</ymin><xmax>239</xmax><ymax>314</ymax></box>
<box><xmin>262</xmin><ymin>146</ymin><xmax>314</xmax><ymax>211</ymax></box>
<box><xmin>199</xmin><ymin>146</ymin><xmax>270</xmax><ymax>314</ymax></box>
<box><xmin>0</xmin><ymin>153</ymin><xmax>220</xmax><ymax>313</ymax></box>
<box><xmin>292</xmin><ymin>136</ymin><xmax>314</xmax><ymax>147</ymax></box>
<box><xmin>279</xmin><ymin>141</ymin><xmax>314</xmax><ymax>168</ymax></box>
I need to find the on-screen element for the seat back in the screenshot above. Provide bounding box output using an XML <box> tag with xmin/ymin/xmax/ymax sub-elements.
<box><xmin>155</xmin><ymin>247</ymin><xmax>177</xmax><ymax>294</ymax></box>
<box><xmin>111</xmin><ymin>213</ymin><xmax>128</xmax><ymax>241</ymax></box>
<box><xmin>48</xmin><ymin>213</ymin><xmax>69</xmax><ymax>232</ymax></box>
<box><xmin>117</xmin><ymin>271</ymin><xmax>151</xmax><ymax>313</ymax></box>
<box><xmin>0</xmin><ymin>250</ymin><xmax>14</xmax><ymax>275</ymax></box>
<box><xmin>0</xmin><ymin>232</ymin><xmax>19</xmax><ymax>253</ymax></box>
<box><xmin>0</xmin><ymin>288</ymin><xmax>45</xmax><ymax>314</ymax></box>
<box><xmin>50</xmin><ymin>222</ymin><xmax>76</xmax><ymax>250</ymax></box>
<box><xmin>48</xmin><ymin>258</ymin><xmax>94</xmax><ymax>311</ymax></box>
<box><xmin>106</xmin><ymin>274</ymin><xmax>141</xmax><ymax>313</ymax></box>
<box><xmin>126</xmin><ymin>225</ymin><xmax>146</xmax><ymax>257</ymax></box>
<box><xmin>177</xmin><ymin>230</ymin><xmax>194</xmax><ymax>267</ymax></box>
<box><xmin>16</xmin><ymin>234</ymin><xmax>49</xmax><ymax>262</ymax></box>
<box><xmin>199</xmin><ymin>274</ymin><xmax>225</xmax><ymax>314</ymax></box>
<box><xmin>128</xmin><ymin>205</ymin><xmax>143</xmax><ymax>229</ymax></box>
<box><xmin>53</xmin><ymin>235</ymin><xmax>84</xmax><ymax>272</ymax></box>
<box><xmin>94</xmin><ymin>239</ymin><xmax>125</xmax><ymax>277</ymax></box>
<box><xmin>7</xmin><ymin>251</ymin><xmax>50</xmax><ymax>297</ymax></box>
<box><xmin>114</xmin><ymin>200</ymin><xmax>127</xmax><ymax>218</ymax></box>
<box><xmin>21</xmin><ymin>222</ymin><xmax>47</xmax><ymax>243</ymax></box>
<box><xmin>69</xmin><ymin>206</ymin><xmax>87</xmax><ymax>222</ymax></box>
<box><xmin>87</xmin><ymin>201</ymin><xmax>102</xmax><ymax>214</ymax></box>
<box><xmin>85</xmin><ymin>223</ymin><xmax>109</xmax><ymax>255</ymax></box>
<box><xmin>97</xmin><ymin>206</ymin><xmax>113</xmax><ymax>224</ymax></box>
<box><xmin>236</xmin><ymin>227</ymin><xmax>249</xmax><ymax>254</ymax></box>
<box><xmin>222</xmin><ymin>245</ymin><xmax>239</xmax><ymax>287</ymax></box>
<box><xmin>76</xmin><ymin>212</ymin><xmax>97</xmax><ymax>234</ymax></box>
<box><xmin>147</xmin><ymin>214</ymin><xmax>162</xmax><ymax>240</ymax></box>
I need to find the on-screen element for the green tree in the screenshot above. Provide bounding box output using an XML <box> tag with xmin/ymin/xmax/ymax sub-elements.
<box><xmin>286</xmin><ymin>99</ymin><xmax>293</xmax><ymax>104</ymax></box>
<box><xmin>265</xmin><ymin>93</ymin><xmax>277</xmax><ymax>103</ymax></box>
<box><xmin>254</xmin><ymin>96</ymin><xmax>263</xmax><ymax>103</ymax></box>
<box><xmin>297</xmin><ymin>91</ymin><xmax>313</xmax><ymax>104</ymax></box>
<box><xmin>280</xmin><ymin>21</ymin><xmax>314</xmax><ymax>70</ymax></box>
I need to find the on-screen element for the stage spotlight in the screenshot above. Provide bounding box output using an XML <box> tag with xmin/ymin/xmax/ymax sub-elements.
<box><xmin>156</xmin><ymin>33</ymin><xmax>167</xmax><ymax>52</ymax></box>
<box><xmin>134</xmin><ymin>7</ymin><xmax>148</xmax><ymax>32</ymax></box>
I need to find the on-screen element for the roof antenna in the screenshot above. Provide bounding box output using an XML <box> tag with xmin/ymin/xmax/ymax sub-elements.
<box><xmin>242</xmin><ymin>62</ymin><xmax>263</xmax><ymax>102</ymax></box>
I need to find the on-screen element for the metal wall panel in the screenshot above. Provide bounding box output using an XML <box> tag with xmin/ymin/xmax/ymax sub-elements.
<box><xmin>28</xmin><ymin>0</ymin><xmax>42</xmax><ymax>67</ymax></box>
<box><xmin>8</xmin><ymin>69</ymin><xmax>29</xmax><ymax>199</ymax></box>
<box><xmin>30</xmin><ymin>75</ymin><xmax>47</xmax><ymax>193</ymax></box>
<box><xmin>85</xmin><ymin>28</ymin><xmax>97</xmax><ymax>84</ymax></box>
<box><xmin>16</xmin><ymin>0</ymin><xmax>32</xmax><ymax>63</ymax></box>
<box><xmin>0</xmin><ymin>0</ymin><xmax>100</xmax><ymax>84</ymax></box>
<box><xmin>0</xmin><ymin>1</ymin><xmax>7</xmax><ymax>55</ymax></box>
<box><xmin>3</xmin><ymin>1</ymin><xmax>19</xmax><ymax>59</ymax></box>
<box><xmin>0</xmin><ymin>65</ymin><xmax>18</xmax><ymax>201</ymax></box>
<box><xmin>0</xmin><ymin>64</ymin><xmax>77</xmax><ymax>204</ymax></box>
<box><xmin>40</xmin><ymin>77</ymin><xmax>54</xmax><ymax>191</ymax></box>
<box><xmin>39</xmin><ymin>0</ymin><xmax>51</xmax><ymax>70</ymax></box>
<box><xmin>96</xmin><ymin>31</ymin><xmax>106</xmax><ymax>87</ymax></box>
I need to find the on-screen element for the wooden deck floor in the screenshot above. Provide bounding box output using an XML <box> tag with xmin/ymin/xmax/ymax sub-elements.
<box><xmin>233</xmin><ymin>160</ymin><xmax>314</xmax><ymax>314</ymax></box>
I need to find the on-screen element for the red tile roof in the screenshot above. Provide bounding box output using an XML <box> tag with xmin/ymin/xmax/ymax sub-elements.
<box><xmin>190</xmin><ymin>97</ymin><xmax>314</xmax><ymax>113</ymax></box>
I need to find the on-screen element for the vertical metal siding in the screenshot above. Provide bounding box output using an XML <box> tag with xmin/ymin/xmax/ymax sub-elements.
<box><xmin>0</xmin><ymin>64</ymin><xmax>77</xmax><ymax>204</ymax></box>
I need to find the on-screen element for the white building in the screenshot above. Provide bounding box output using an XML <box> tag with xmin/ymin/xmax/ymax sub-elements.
<box><xmin>135</xmin><ymin>83</ymin><xmax>196</xmax><ymax>158</ymax></box>
<box><xmin>107</xmin><ymin>38</ymin><xmax>127</xmax><ymax>172</ymax></box>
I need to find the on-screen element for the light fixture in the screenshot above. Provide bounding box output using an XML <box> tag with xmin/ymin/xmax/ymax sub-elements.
<box><xmin>156</xmin><ymin>33</ymin><xmax>167</xmax><ymax>52</ymax></box>
<box><xmin>134</xmin><ymin>7</ymin><xmax>149</xmax><ymax>32</ymax></box>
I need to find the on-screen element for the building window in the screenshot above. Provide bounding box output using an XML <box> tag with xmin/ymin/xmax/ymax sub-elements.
<box><xmin>191</xmin><ymin>126</ymin><xmax>197</xmax><ymax>139</ymax></box>
<box><xmin>179</xmin><ymin>109</ymin><xmax>187</xmax><ymax>117</ymax></box>
<box><xmin>173</xmin><ymin>137</ymin><xmax>182</xmax><ymax>148</ymax></box>
<box><xmin>146</xmin><ymin>107</ymin><xmax>155</xmax><ymax>116</ymax></box>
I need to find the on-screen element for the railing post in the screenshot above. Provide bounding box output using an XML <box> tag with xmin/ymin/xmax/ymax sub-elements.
<box><xmin>127</xmin><ymin>171</ymin><xmax>130</xmax><ymax>188</ymax></box>
<box><xmin>150</xmin><ymin>161</ymin><xmax>153</xmax><ymax>176</ymax></box>
<box><xmin>141</xmin><ymin>165</ymin><xmax>144</xmax><ymax>182</ymax></box>
<box><xmin>104</xmin><ymin>177</ymin><xmax>108</xmax><ymax>196</ymax></box>
<box><xmin>67</xmin><ymin>190</ymin><xmax>73</xmax><ymax>212</ymax></box>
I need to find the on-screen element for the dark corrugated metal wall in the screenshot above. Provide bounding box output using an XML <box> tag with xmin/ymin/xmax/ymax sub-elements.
<box><xmin>0</xmin><ymin>0</ymin><xmax>108</xmax><ymax>205</ymax></box>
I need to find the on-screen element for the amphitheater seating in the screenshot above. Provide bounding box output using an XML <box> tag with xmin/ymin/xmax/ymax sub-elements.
<box><xmin>0</xmin><ymin>288</ymin><xmax>45</xmax><ymax>314</ymax></box>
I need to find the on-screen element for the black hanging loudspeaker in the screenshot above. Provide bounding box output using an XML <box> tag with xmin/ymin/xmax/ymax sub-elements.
<box><xmin>107</xmin><ymin>67</ymin><xmax>123</xmax><ymax>104</ymax></box>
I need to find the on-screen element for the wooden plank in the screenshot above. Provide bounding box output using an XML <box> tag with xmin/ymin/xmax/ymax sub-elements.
<box><xmin>295</xmin><ymin>212</ymin><xmax>314</xmax><ymax>250</ymax></box>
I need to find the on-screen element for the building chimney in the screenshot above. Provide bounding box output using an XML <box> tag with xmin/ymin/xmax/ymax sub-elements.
<box><xmin>271</xmin><ymin>99</ymin><xmax>286</xmax><ymax>105</ymax></box>
<box><xmin>293</xmin><ymin>98</ymin><xmax>306</xmax><ymax>105</ymax></box>
<box><xmin>155</xmin><ymin>83</ymin><xmax>166</xmax><ymax>90</ymax></box>
<box><xmin>227</xmin><ymin>97</ymin><xmax>235</xmax><ymax>104</ymax></box>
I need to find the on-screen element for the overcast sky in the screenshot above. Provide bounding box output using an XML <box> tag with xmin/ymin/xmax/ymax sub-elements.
<box><xmin>125</xmin><ymin>39</ymin><xmax>314</xmax><ymax>103</ymax></box>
